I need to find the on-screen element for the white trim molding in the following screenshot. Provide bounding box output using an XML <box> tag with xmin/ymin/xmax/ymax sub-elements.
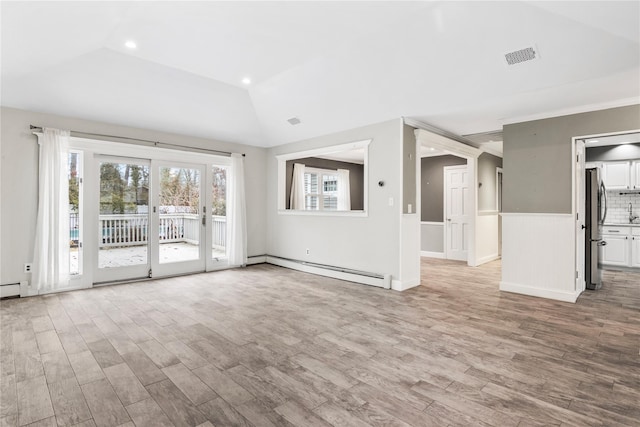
<box><xmin>391</xmin><ymin>278</ymin><xmax>420</xmax><ymax>292</ymax></box>
<box><xmin>421</xmin><ymin>251</ymin><xmax>445</xmax><ymax>259</ymax></box>
<box><xmin>480</xmin><ymin>146</ymin><xmax>503</xmax><ymax>159</ymax></box>
<box><xmin>414</xmin><ymin>129</ymin><xmax>482</xmax><ymax>159</ymax></box>
<box><xmin>500</xmin><ymin>213</ymin><xmax>579</xmax><ymax>303</ymax></box>
<box><xmin>500</xmin><ymin>282</ymin><xmax>580</xmax><ymax>303</ymax></box>
<box><xmin>477</xmin><ymin>254</ymin><xmax>500</xmax><ymax>265</ymax></box>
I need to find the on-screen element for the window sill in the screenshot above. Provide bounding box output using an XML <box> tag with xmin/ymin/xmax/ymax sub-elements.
<box><xmin>277</xmin><ymin>209</ymin><xmax>368</xmax><ymax>218</ymax></box>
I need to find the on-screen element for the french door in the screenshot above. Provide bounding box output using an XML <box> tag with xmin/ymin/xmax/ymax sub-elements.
<box><xmin>95</xmin><ymin>156</ymin><xmax>152</xmax><ymax>283</ymax></box>
<box><xmin>152</xmin><ymin>161</ymin><xmax>205</xmax><ymax>277</ymax></box>
<box><xmin>94</xmin><ymin>156</ymin><xmax>226</xmax><ymax>283</ymax></box>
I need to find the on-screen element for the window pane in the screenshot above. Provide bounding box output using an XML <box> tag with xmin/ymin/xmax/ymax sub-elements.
<box><xmin>99</xmin><ymin>161</ymin><xmax>150</xmax><ymax>269</ymax></box>
<box><xmin>323</xmin><ymin>196</ymin><xmax>338</xmax><ymax>210</ymax></box>
<box><xmin>305</xmin><ymin>195</ymin><xmax>319</xmax><ymax>210</ymax></box>
<box><xmin>159</xmin><ymin>167</ymin><xmax>200</xmax><ymax>264</ymax></box>
<box><xmin>323</xmin><ymin>175</ymin><xmax>338</xmax><ymax>192</ymax></box>
<box><xmin>304</xmin><ymin>172</ymin><xmax>318</xmax><ymax>194</ymax></box>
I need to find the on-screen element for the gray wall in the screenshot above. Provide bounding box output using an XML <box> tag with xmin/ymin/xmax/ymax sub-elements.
<box><xmin>0</xmin><ymin>107</ymin><xmax>268</xmax><ymax>286</ymax></box>
<box><xmin>420</xmin><ymin>155</ymin><xmax>466</xmax><ymax>222</ymax></box>
<box><xmin>267</xmin><ymin>119</ymin><xmax>403</xmax><ymax>279</ymax></box>
<box><xmin>478</xmin><ymin>152</ymin><xmax>503</xmax><ymax>211</ymax></box>
<box><xmin>503</xmin><ymin>105</ymin><xmax>640</xmax><ymax>213</ymax></box>
<box><xmin>285</xmin><ymin>157</ymin><xmax>364</xmax><ymax>210</ymax></box>
<box><xmin>586</xmin><ymin>143</ymin><xmax>640</xmax><ymax>162</ymax></box>
<box><xmin>402</xmin><ymin>124</ymin><xmax>417</xmax><ymax>214</ymax></box>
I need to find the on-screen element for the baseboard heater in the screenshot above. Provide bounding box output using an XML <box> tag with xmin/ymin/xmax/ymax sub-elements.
<box><xmin>265</xmin><ymin>255</ymin><xmax>392</xmax><ymax>289</ymax></box>
<box><xmin>0</xmin><ymin>283</ymin><xmax>21</xmax><ymax>299</ymax></box>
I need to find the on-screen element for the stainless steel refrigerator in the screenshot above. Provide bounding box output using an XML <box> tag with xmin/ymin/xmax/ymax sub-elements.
<box><xmin>585</xmin><ymin>168</ymin><xmax>607</xmax><ymax>290</ymax></box>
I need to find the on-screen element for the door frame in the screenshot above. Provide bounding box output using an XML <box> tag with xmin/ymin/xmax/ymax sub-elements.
<box><xmin>496</xmin><ymin>167</ymin><xmax>503</xmax><ymax>257</ymax></box>
<box><xmin>571</xmin><ymin>129</ymin><xmax>640</xmax><ymax>294</ymax></box>
<box><xmin>414</xmin><ymin>128</ymin><xmax>482</xmax><ymax>267</ymax></box>
<box><xmin>443</xmin><ymin>164</ymin><xmax>469</xmax><ymax>261</ymax></box>
<box><xmin>69</xmin><ymin>137</ymin><xmax>231</xmax><ymax>289</ymax></box>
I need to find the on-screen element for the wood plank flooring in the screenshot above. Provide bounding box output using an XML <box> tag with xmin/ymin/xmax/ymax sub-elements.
<box><xmin>1</xmin><ymin>259</ymin><xmax>638</xmax><ymax>426</ymax></box>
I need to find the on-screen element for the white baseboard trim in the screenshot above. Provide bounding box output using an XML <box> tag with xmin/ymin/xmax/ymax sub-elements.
<box><xmin>392</xmin><ymin>278</ymin><xmax>420</xmax><ymax>292</ymax></box>
<box><xmin>265</xmin><ymin>256</ymin><xmax>391</xmax><ymax>289</ymax></box>
<box><xmin>0</xmin><ymin>284</ymin><xmax>20</xmax><ymax>298</ymax></box>
<box><xmin>246</xmin><ymin>256</ymin><xmax>266</xmax><ymax>265</ymax></box>
<box><xmin>476</xmin><ymin>253</ymin><xmax>500</xmax><ymax>265</ymax></box>
<box><xmin>420</xmin><ymin>251</ymin><xmax>445</xmax><ymax>259</ymax></box>
<box><xmin>500</xmin><ymin>281</ymin><xmax>581</xmax><ymax>303</ymax></box>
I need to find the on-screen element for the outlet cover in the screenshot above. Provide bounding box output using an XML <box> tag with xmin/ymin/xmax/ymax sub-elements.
<box><xmin>24</xmin><ymin>263</ymin><xmax>33</xmax><ymax>273</ymax></box>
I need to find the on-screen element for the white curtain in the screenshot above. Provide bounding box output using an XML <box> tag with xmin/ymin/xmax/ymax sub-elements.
<box><xmin>290</xmin><ymin>163</ymin><xmax>305</xmax><ymax>210</ymax></box>
<box><xmin>226</xmin><ymin>153</ymin><xmax>247</xmax><ymax>266</ymax></box>
<box><xmin>337</xmin><ymin>169</ymin><xmax>351</xmax><ymax>210</ymax></box>
<box><xmin>33</xmin><ymin>128</ymin><xmax>70</xmax><ymax>293</ymax></box>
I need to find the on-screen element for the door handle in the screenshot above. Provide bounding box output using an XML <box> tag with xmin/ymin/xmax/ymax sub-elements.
<box><xmin>447</xmin><ymin>218</ymin><xmax>451</xmax><ymax>222</ymax></box>
<box><xmin>202</xmin><ymin>215</ymin><xmax>206</xmax><ymax>226</ymax></box>
<box><xmin>598</xmin><ymin>241</ymin><xmax>607</xmax><ymax>246</ymax></box>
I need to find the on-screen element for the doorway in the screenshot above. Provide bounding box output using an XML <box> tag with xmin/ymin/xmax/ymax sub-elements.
<box><xmin>414</xmin><ymin>128</ymin><xmax>482</xmax><ymax>266</ymax></box>
<box><xmin>69</xmin><ymin>137</ymin><xmax>231</xmax><ymax>288</ymax></box>
<box><xmin>573</xmin><ymin>129</ymin><xmax>640</xmax><ymax>295</ymax></box>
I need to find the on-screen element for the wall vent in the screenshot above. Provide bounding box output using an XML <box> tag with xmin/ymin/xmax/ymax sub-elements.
<box><xmin>504</xmin><ymin>46</ymin><xmax>539</xmax><ymax>66</ymax></box>
<box><xmin>287</xmin><ymin>117</ymin><xmax>301</xmax><ymax>125</ymax></box>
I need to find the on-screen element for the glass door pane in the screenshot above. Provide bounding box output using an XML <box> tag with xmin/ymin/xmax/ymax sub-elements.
<box><xmin>211</xmin><ymin>165</ymin><xmax>227</xmax><ymax>261</ymax></box>
<box><xmin>97</xmin><ymin>158</ymin><xmax>150</xmax><ymax>281</ymax></box>
<box><xmin>68</xmin><ymin>152</ymin><xmax>82</xmax><ymax>276</ymax></box>
<box><xmin>158</xmin><ymin>166</ymin><xmax>201</xmax><ymax>264</ymax></box>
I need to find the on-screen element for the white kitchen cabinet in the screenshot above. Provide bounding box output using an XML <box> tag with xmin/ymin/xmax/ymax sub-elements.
<box><xmin>601</xmin><ymin>234</ymin><xmax>630</xmax><ymax>267</ymax></box>
<box><xmin>632</xmin><ymin>229</ymin><xmax>640</xmax><ymax>268</ymax></box>
<box><xmin>633</xmin><ymin>160</ymin><xmax>640</xmax><ymax>190</ymax></box>
<box><xmin>602</xmin><ymin>161</ymin><xmax>631</xmax><ymax>190</ymax></box>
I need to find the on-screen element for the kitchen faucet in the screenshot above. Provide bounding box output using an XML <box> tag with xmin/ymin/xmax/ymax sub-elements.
<box><xmin>630</xmin><ymin>203</ymin><xmax>639</xmax><ymax>224</ymax></box>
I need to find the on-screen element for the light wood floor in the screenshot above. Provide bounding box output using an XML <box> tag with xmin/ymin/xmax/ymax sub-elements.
<box><xmin>1</xmin><ymin>259</ymin><xmax>639</xmax><ymax>426</ymax></box>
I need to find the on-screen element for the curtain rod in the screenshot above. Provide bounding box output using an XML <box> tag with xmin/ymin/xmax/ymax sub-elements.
<box><xmin>29</xmin><ymin>125</ymin><xmax>245</xmax><ymax>157</ymax></box>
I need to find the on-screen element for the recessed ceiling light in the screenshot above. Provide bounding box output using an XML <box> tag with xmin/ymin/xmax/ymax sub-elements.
<box><xmin>242</xmin><ymin>77</ymin><xmax>251</xmax><ymax>85</ymax></box>
<box><xmin>125</xmin><ymin>40</ymin><xmax>137</xmax><ymax>49</ymax></box>
<box><xmin>429</xmin><ymin>147</ymin><xmax>435</xmax><ymax>151</ymax></box>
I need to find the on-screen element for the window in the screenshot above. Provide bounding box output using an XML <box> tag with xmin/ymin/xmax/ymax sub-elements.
<box><xmin>303</xmin><ymin>168</ymin><xmax>339</xmax><ymax>211</ymax></box>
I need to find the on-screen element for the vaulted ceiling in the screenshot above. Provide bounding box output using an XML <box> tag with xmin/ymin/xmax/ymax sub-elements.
<box><xmin>2</xmin><ymin>1</ymin><xmax>638</xmax><ymax>147</ymax></box>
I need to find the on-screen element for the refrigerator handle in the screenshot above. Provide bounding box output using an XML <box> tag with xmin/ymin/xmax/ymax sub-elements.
<box><xmin>600</xmin><ymin>181</ymin><xmax>608</xmax><ymax>224</ymax></box>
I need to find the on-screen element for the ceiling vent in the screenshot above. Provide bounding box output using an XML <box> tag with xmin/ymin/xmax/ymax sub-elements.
<box><xmin>504</xmin><ymin>46</ymin><xmax>539</xmax><ymax>66</ymax></box>
<box><xmin>287</xmin><ymin>117</ymin><xmax>301</xmax><ymax>125</ymax></box>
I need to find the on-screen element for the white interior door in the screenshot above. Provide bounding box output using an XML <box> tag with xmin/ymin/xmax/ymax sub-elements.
<box><xmin>444</xmin><ymin>165</ymin><xmax>469</xmax><ymax>261</ymax></box>
<box><xmin>575</xmin><ymin>141</ymin><xmax>586</xmax><ymax>292</ymax></box>
<box><xmin>151</xmin><ymin>161</ymin><xmax>206</xmax><ymax>277</ymax></box>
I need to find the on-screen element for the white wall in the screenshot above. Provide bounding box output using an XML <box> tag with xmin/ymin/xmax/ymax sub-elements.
<box><xmin>0</xmin><ymin>107</ymin><xmax>268</xmax><ymax>288</ymax></box>
<box><xmin>266</xmin><ymin>119</ymin><xmax>405</xmax><ymax>284</ymax></box>
<box><xmin>500</xmin><ymin>213</ymin><xmax>578</xmax><ymax>302</ymax></box>
<box><xmin>476</xmin><ymin>213</ymin><xmax>500</xmax><ymax>264</ymax></box>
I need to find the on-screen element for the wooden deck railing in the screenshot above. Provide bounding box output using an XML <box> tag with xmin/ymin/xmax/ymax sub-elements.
<box><xmin>96</xmin><ymin>213</ymin><xmax>226</xmax><ymax>249</ymax></box>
